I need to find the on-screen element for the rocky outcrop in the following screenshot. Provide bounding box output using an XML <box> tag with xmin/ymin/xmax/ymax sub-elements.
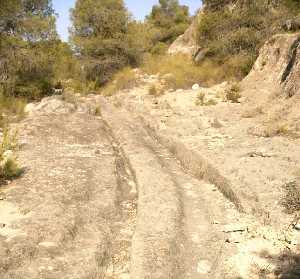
<box><xmin>168</xmin><ymin>12</ymin><xmax>200</xmax><ymax>57</ymax></box>
<box><xmin>242</xmin><ymin>32</ymin><xmax>300</xmax><ymax>137</ymax></box>
<box><xmin>243</xmin><ymin>32</ymin><xmax>300</xmax><ymax>98</ymax></box>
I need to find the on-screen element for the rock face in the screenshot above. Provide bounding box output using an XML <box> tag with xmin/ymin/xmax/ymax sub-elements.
<box><xmin>168</xmin><ymin>12</ymin><xmax>200</xmax><ymax>57</ymax></box>
<box><xmin>244</xmin><ymin>33</ymin><xmax>300</xmax><ymax>98</ymax></box>
<box><xmin>242</xmin><ymin>32</ymin><xmax>300</xmax><ymax>136</ymax></box>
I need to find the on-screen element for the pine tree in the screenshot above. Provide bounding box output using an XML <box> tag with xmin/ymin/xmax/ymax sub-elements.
<box><xmin>70</xmin><ymin>0</ymin><xmax>143</xmax><ymax>85</ymax></box>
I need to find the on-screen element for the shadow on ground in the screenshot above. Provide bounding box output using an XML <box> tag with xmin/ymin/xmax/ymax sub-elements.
<box><xmin>258</xmin><ymin>249</ymin><xmax>300</xmax><ymax>279</ymax></box>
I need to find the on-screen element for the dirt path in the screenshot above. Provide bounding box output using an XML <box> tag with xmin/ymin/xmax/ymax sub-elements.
<box><xmin>0</xmin><ymin>95</ymin><xmax>271</xmax><ymax>278</ymax></box>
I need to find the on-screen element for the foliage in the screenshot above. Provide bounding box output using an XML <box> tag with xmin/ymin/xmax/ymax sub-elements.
<box><xmin>70</xmin><ymin>0</ymin><xmax>148</xmax><ymax>86</ymax></box>
<box><xmin>146</xmin><ymin>0</ymin><xmax>191</xmax><ymax>51</ymax></box>
<box><xmin>197</xmin><ymin>0</ymin><xmax>296</xmax><ymax>80</ymax></box>
<box><xmin>0</xmin><ymin>0</ymin><xmax>64</xmax><ymax>100</ymax></box>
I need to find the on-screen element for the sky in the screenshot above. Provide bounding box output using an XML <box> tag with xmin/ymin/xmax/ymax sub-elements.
<box><xmin>52</xmin><ymin>0</ymin><xmax>201</xmax><ymax>41</ymax></box>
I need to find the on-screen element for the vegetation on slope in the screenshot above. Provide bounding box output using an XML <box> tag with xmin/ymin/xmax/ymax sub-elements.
<box><xmin>146</xmin><ymin>0</ymin><xmax>191</xmax><ymax>54</ymax></box>
<box><xmin>197</xmin><ymin>0</ymin><xmax>300</xmax><ymax>79</ymax></box>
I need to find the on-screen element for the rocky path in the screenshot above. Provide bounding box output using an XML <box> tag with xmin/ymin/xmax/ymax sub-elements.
<box><xmin>0</xmin><ymin>95</ymin><xmax>246</xmax><ymax>278</ymax></box>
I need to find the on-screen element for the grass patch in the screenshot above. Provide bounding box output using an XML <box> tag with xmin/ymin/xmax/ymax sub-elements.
<box><xmin>195</xmin><ymin>91</ymin><xmax>218</xmax><ymax>106</ymax></box>
<box><xmin>262</xmin><ymin>122</ymin><xmax>299</xmax><ymax>138</ymax></box>
<box><xmin>142</xmin><ymin>54</ymin><xmax>249</xmax><ymax>90</ymax></box>
<box><xmin>102</xmin><ymin>67</ymin><xmax>137</xmax><ymax>96</ymax></box>
<box><xmin>142</xmin><ymin>54</ymin><xmax>206</xmax><ymax>90</ymax></box>
<box><xmin>0</xmin><ymin>94</ymin><xmax>26</xmax><ymax>127</ymax></box>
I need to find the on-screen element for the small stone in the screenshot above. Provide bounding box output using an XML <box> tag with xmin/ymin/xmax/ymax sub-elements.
<box><xmin>192</xmin><ymin>84</ymin><xmax>200</xmax><ymax>90</ymax></box>
<box><xmin>0</xmin><ymin>223</ymin><xmax>6</xmax><ymax>228</ymax></box>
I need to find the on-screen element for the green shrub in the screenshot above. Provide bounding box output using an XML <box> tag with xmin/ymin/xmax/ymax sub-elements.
<box><xmin>151</xmin><ymin>42</ymin><xmax>168</xmax><ymax>55</ymax></box>
<box><xmin>70</xmin><ymin>0</ymin><xmax>148</xmax><ymax>87</ymax></box>
<box><xmin>196</xmin><ymin>1</ymin><xmax>293</xmax><ymax>80</ymax></box>
<box><xmin>1</xmin><ymin>157</ymin><xmax>23</xmax><ymax>180</ymax></box>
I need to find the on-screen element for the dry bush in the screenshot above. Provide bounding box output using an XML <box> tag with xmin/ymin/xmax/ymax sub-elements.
<box><xmin>0</xmin><ymin>129</ymin><xmax>22</xmax><ymax>182</ymax></box>
<box><xmin>274</xmin><ymin>251</ymin><xmax>300</xmax><ymax>278</ymax></box>
<box><xmin>205</xmin><ymin>99</ymin><xmax>218</xmax><ymax>106</ymax></box>
<box><xmin>282</xmin><ymin>181</ymin><xmax>300</xmax><ymax>214</ymax></box>
<box><xmin>102</xmin><ymin>67</ymin><xmax>137</xmax><ymax>96</ymax></box>
<box><xmin>195</xmin><ymin>91</ymin><xmax>205</xmax><ymax>106</ymax></box>
<box><xmin>195</xmin><ymin>91</ymin><xmax>218</xmax><ymax>106</ymax></box>
<box><xmin>148</xmin><ymin>85</ymin><xmax>163</xmax><ymax>97</ymax></box>
<box><xmin>225</xmin><ymin>83</ymin><xmax>241</xmax><ymax>103</ymax></box>
<box><xmin>262</xmin><ymin>122</ymin><xmax>299</xmax><ymax>138</ymax></box>
<box><xmin>94</xmin><ymin>106</ymin><xmax>102</xmax><ymax>116</ymax></box>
